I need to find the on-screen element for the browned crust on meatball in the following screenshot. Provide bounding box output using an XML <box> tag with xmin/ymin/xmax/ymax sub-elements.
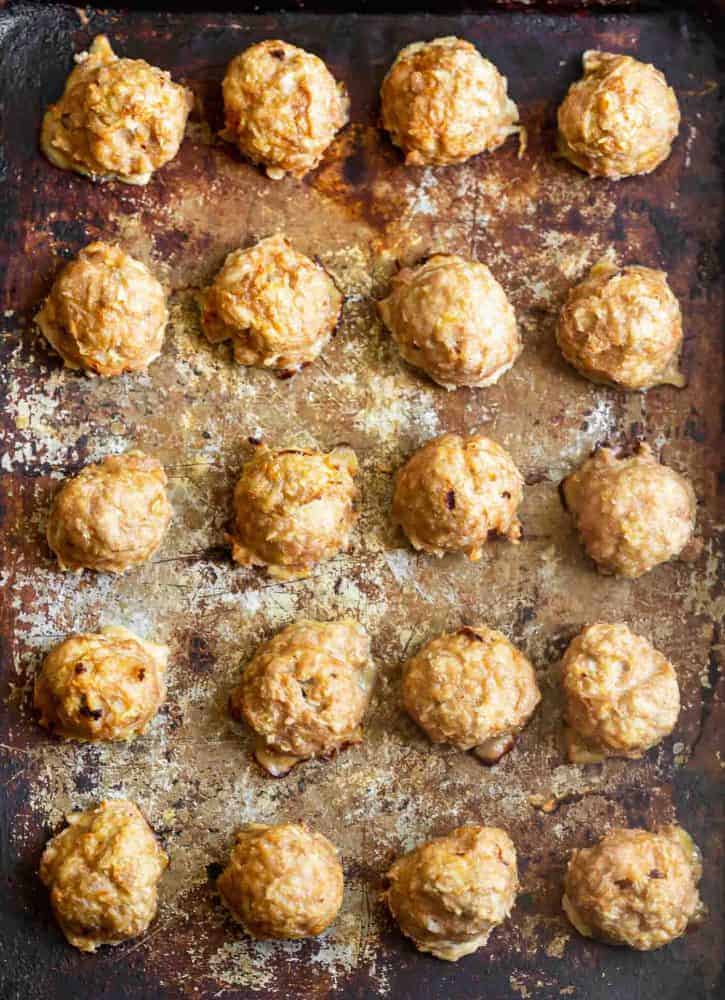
<box><xmin>561</xmin><ymin>622</ymin><xmax>680</xmax><ymax>762</ymax></box>
<box><xmin>217</xmin><ymin>822</ymin><xmax>344</xmax><ymax>939</ymax></box>
<box><xmin>403</xmin><ymin>625</ymin><xmax>540</xmax><ymax>758</ymax></box>
<box><xmin>227</xmin><ymin>444</ymin><xmax>359</xmax><ymax>580</ymax></box>
<box><xmin>35</xmin><ymin>625</ymin><xmax>168</xmax><ymax>742</ymax></box>
<box><xmin>384</xmin><ymin>825</ymin><xmax>519</xmax><ymax>961</ymax></box>
<box><xmin>563</xmin><ymin>825</ymin><xmax>704</xmax><ymax>950</ymax></box>
<box><xmin>561</xmin><ymin>443</ymin><xmax>696</xmax><ymax>578</ymax></box>
<box><xmin>229</xmin><ymin>618</ymin><xmax>375</xmax><ymax>774</ymax></box>
<box><xmin>39</xmin><ymin>799</ymin><xmax>168</xmax><ymax>951</ymax></box>
<box><xmin>46</xmin><ymin>450</ymin><xmax>173</xmax><ymax>574</ymax></box>
<box><xmin>381</xmin><ymin>36</ymin><xmax>520</xmax><ymax>167</ymax></box>
<box><xmin>557</xmin><ymin>50</ymin><xmax>679</xmax><ymax>180</ymax></box>
<box><xmin>198</xmin><ymin>234</ymin><xmax>342</xmax><ymax>373</ymax></box>
<box><xmin>378</xmin><ymin>254</ymin><xmax>521</xmax><ymax>390</ymax></box>
<box><xmin>556</xmin><ymin>257</ymin><xmax>683</xmax><ymax>390</ymax></box>
<box><xmin>222</xmin><ymin>40</ymin><xmax>349</xmax><ymax>179</ymax></box>
<box><xmin>36</xmin><ymin>242</ymin><xmax>168</xmax><ymax>377</ymax></box>
<box><xmin>392</xmin><ymin>432</ymin><xmax>523</xmax><ymax>559</ymax></box>
<box><xmin>41</xmin><ymin>35</ymin><xmax>192</xmax><ymax>186</ymax></box>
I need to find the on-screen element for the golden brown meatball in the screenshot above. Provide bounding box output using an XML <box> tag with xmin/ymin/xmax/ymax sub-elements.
<box><xmin>228</xmin><ymin>444</ymin><xmax>358</xmax><ymax>580</ymax></box>
<box><xmin>562</xmin><ymin>444</ymin><xmax>696</xmax><ymax>578</ymax></box>
<box><xmin>403</xmin><ymin>626</ymin><xmax>540</xmax><ymax>763</ymax></box>
<box><xmin>557</xmin><ymin>51</ymin><xmax>680</xmax><ymax>180</ymax></box>
<box><xmin>392</xmin><ymin>433</ymin><xmax>523</xmax><ymax>560</ymax></box>
<box><xmin>39</xmin><ymin>799</ymin><xmax>168</xmax><ymax>952</ymax></box>
<box><xmin>222</xmin><ymin>40</ymin><xmax>349</xmax><ymax>180</ymax></box>
<box><xmin>384</xmin><ymin>825</ymin><xmax>518</xmax><ymax>961</ymax></box>
<box><xmin>230</xmin><ymin>619</ymin><xmax>375</xmax><ymax>776</ymax></box>
<box><xmin>217</xmin><ymin>822</ymin><xmax>343</xmax><ymax>939</ymax></box>
<box><xmin>556</xmin><ymin>258</ymin><xmax>683</xmax><ymax>390</ymax></box>
<box><xmin>378</xmin><ymin>254</ymin><xmax>521</xmax><ymax>390</ymax></box>
<box><xmin>47</xmin><ymin>450</ymin><xmax>173</xmax><ymax>574</ymax></box>
<box><xmin>41</xmin><ymin>35</ymin><xmax>192</xmax><ymax>185</ymax></box>
<box><xmin>561</xmin><ymin>623</ymin><xmax>680</xmax><ymax>763</ymax></box>
<box><xmin>199</xmin><ymin>235</ymin><xmax>342</xmax><ymax>374</ymax></box>
<box><xmin>380</xmin><ymin>36</ymin><xmax>520</xmax><ymax>168</ymax></box>
<box><xmin>34</xmin><ymin>626</ymin><xmax>168</xmax><ymax>742</ymax></box>
<box><xmin>563</xmin><ymin>825</ymin><xmax>704</xmax><ymax>950</ymax></box>
<box><xmin>36</xmin><ymin>242</ymin><xmax>168</xmax><ymax>377</ymax></box>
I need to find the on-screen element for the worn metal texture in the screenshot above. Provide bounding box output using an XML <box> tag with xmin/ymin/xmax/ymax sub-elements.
<box><xmin>0</xmin><ymin>2</ymin><xmax>723</xmax><ymax>999</ymax></box>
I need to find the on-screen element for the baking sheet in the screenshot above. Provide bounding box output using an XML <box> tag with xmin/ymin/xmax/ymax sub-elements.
<box><xmin>0</xmin><ymin>2</ymin><xmax>723</xmax><ymax>998</ymax></box>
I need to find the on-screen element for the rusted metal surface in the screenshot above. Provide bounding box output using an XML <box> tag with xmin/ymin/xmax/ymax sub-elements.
<box><xmin>0</xmin><ymin>2</ymin><xmax>723</xmax><ymax>998</ymax></box>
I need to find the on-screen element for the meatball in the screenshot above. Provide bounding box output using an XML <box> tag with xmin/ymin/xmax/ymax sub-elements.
<box><xmin>222</xmin><ymin>40</ymin><xmax>349</xmax><ymax>180</ymax></box>
<box><xmin>230</xmin><ymin>619</ymin><xmax>375</xmax><ymax>776</ymax></box>
<box><xmin>561</xmin><ymin>444</ymin><xmax>696</xmax><ymax>578</ymax></box>
<box><xmin>36</xmin><ymin>242</ymin><xmax>168</xmax><ymax>377</ymax></box>
<box><xmin>384</xmin><ymin>825</ymin><xmax>518</xmax><ymax>961</ymax></box>
<box><xmin>41</xmin><ymin>35</ymin><xmax>192</xmax><ymax>186</ymax></box>
<box><xmin>392</xmin><ymin>433</ymin><xmax>523</xmax><ymax>560</ymax></box>
<box><xmin>228</xmin><ymin>444</ymin><xmax>358</xmax><ymax>580</ymax></box>
<box><xmin>378</xmin><ymin>254</ymin><xmax>521</xmax><ymax>390</ymax></box>
<box><xmin>39</xmin><ymin>799</ymin><xmax>168</xmax><ymax>952</ymax></box>
<box><xmin>34</xmin><ymin>625</ymin><xmax>168</xmax><ymax>742</ymax></box>
<box><xmin>199</xmin><ymin>235</ymin><xmax>342</xmax><ymax>374</ymax></box>
<box><xmin>47</xmin><ymin>450</ymin><xmax>173</xmax><ymax>574</ymax></box>
<box><xmin>557</xmin><ymin>51</ymin><xmax>679</xmax><ymax>180</ymax></box>
<box><xmin>381</xmin><ymin>36</ymin><xmax>520</xmax><ymax>167</ymax></box>
<box><xmin>561</xmin><ymin>623</ymin><xmax>680</xmax><ymax>763</ymax></box>
<box><xmin>563</xmin><ymin>825</ymin><xmax>704</xmax><ymax>950</ymax></box>
<box><xmin>217</xmin><ymin>822</ymin><xmax>343</xmax><ymax>939</ymax></box>
<box><xmin>403</xmin><ymin>626</ymin><xmax>540</xmax><ymax>763</ymax></box>
<box><xmin>556</xmin><ymin>258</ymin><xmax>683</xmax><ymax>390</ymax></box>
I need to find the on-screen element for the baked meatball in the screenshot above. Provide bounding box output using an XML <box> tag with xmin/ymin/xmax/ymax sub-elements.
<box><xmin>35</xmin><ymin>626</ymin><xmax>168</xmax><ymax>742</ymax></box>
<box><xmin>384</xmin><ymin>825</ymin><xmax>518</xmax><ymax>961</ymax></box>
<box><xmin>39</xmin><ymin>799</ymin><xmax>168</xmax><ymax>952</ymax></box>
<box><xmin>403</xmin><ymin>626</ymin><xmax>540</xmax><ymax>763</ymax></box>
<box><xmin>378</xmin><ymin>254</ymin><xmax>521</xmax><ymax>390</ymax></box>
<box><xmin>563</xmin><ymin>825</ymin><xmax>704</xmax><ymax>950</ymax></box>
<box><xmin>561</xmin><ymin>623</ymin><xmax>679</xmax><ymax>764</ymax></box>
<box><xmin>557</xmin><ymin>51</ymin><xmax>679</xmax><ymax>180</ymax></box>
<box><xmin>381</xmin><ymin>36</ymin><xmax>520</xmax><ymax>167</ymax></box>
<box><xmin>199</xmin><ymin>235</ymin><xmax>342</xmax><ymax>374</ymax></box>
<box><xmin>228</xmin><ymin>444</ymin><xmax>358</xmax><ymax>580</ymax></box>
<box><xmin>217</xmin><ymin>822</ymin><xmax>343</xmax><ymax>939</ymax></box>
<box><xmin>222</xmin><ymin>40</ymin><xmax>349</xmax><ymax>180</ymax></box>
<box><xmin>230</xmin><ymin>619</ymin><xmax>375</xmax><ymax>776</ymax></box>
<box><xmin>392</xmin><ymin>433</ymin><xmax>523</xmax><ymax>560</ymax></box>
<box><xmin>41</xmin><ymin>35</ymin><xmax>192</xmax><ymax>185</ymax></box>
<box><xmin>556</xmin><ymin>258</ymin><xmax>683</xmax><ymax>390</ymax></box>
<box><xmin>47</xmin><ymin>450</ymin><xmax>173</xmax><ymax>574</ymax></box>
<box><xmin>36</xmin><ymin>242</ymin><xmax>168</xmax><ymax>377</ymax></box>
<box><xmin>562</xmin><ymin>444</ymin><xmax>696</xmax><ymax>578</ymax></box>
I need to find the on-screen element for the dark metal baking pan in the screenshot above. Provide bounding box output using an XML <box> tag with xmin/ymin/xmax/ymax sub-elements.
<box><xmin>0</xmin><ymin>2</ymin><xmax>722</xmax><ymax>998</ymax></box>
